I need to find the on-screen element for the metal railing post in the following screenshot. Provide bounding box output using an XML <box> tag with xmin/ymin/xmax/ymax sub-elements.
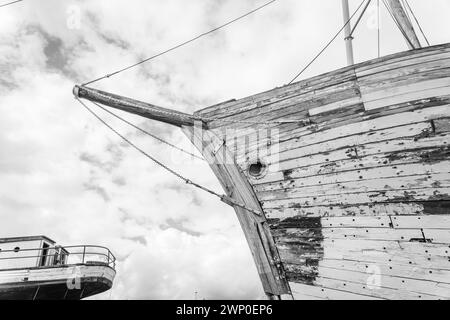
<box><xmin>82</xmin><ymin>246</ymin><xmax>86</xmax><ymax>264</ymax></box>
<box><xmin>0</xmin><ymin>245</ymin><xmax>115</xmax><ymax>270</ymax></box>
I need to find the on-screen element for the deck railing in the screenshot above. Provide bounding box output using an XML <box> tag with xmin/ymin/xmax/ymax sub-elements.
<box><xmin>0</xmin><ymin>245</ymin><xmax>116</xmax><ymax>270</ymax></box>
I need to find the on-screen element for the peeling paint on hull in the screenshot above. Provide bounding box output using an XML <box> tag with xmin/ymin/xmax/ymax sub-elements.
<box><xmin>195</xmin><ymin>43</ymin><xmax>450</xmax><ymax>300</ymax></box>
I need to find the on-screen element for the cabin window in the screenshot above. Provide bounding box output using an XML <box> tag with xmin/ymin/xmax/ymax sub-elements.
<box><xmin>40</xmin><ymin>243</ymin><xmax>50</xmax><ymax>267</ymax></box>
<box><xmin>248</xmin><ymin>160</ymin><xmax>267</xmax><ymax>178</ymax></box>
<box><xmin>13</xmin><ymin>247</ymin><xmax>20</xmax><ymax>253</ymax></box>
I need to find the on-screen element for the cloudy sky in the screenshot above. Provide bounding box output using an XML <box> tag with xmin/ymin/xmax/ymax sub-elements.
<box><xmin>1</xmin><ymin>0</ymin><xmax>449</xmax><ymax>300</ymax></box>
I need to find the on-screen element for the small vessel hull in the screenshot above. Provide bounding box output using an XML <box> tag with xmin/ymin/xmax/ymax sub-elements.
<box><xmin>0</xmin><ymin>264</ymin><xmax>115</xmax><ymax>300</ymax></box>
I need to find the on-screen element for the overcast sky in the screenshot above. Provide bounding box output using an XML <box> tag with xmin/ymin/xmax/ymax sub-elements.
<box><xmin>1</xmin><ymin>0</ymin><xmax>449</xmax><ymax>300</ymax></box>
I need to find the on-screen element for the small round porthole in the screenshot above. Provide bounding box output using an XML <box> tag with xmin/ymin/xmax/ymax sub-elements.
<box><xmin>248</xmin><ymin>160</ymin><xmax>267</xmax><ymax>179</ymax></box>
<box><xmin>14</xmin><ymin>247</ymin><xmax>20</xmax><ymax>253</ymax></box>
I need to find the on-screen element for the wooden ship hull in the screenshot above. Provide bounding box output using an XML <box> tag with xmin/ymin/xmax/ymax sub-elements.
<box><xmin>74</xmin><ymin>42</ymin><xmax>450</xmax><ymax>300</ymax></box>
<box><xmin>0</xmin><ymin>264</ymin><xmax>115</xmax><ymax>300</ymax></box>
<box><xmin>193</xmin><ymin>43</ymin><xmax>450</xmax><ymax>300</ymax></box>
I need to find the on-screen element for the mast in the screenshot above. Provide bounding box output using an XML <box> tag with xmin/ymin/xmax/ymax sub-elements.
<box><xmin>342</xmin><ymin>0</ymin><xmax>355</xmax><ymax>66</ymax></box>
<box><xmin>385</xmin><ymin>0</ymin><xmax>421</xmax><ymax>49</ymax></box>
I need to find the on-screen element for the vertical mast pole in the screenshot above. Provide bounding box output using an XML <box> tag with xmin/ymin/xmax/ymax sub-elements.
<box><xmin>342</xmin><ymin>0</ymin><xmax>355</xmax><ymax>65</ymax></box>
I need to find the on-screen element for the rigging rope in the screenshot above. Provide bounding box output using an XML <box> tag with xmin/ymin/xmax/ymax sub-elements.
<box><xmin>403</xmin><ymin>0</ymin><xmax>430</xmax><ymax>46</ymax></box>
<box><xmin>83</xmin><ymin>0</ymin><xmax>277</xmax><ymax>86</ymax></box>
<box><xmin>0</xmin><ymin>0</ymin><xmax>23</xmax><ymax>8</ymax></box>
<box><xmin>90</xmin><ymin>100</ymin><xmax>204</xmax><ymax>160</ymax></box>
<box><xmin>377</xmin><ymin>0</ymin><xmax>381</xmax><ymax>57</ymax></box>
<box><xmin>288</xmin><ymin>0</ymin><xmax>368</xmax><ymax>85</ymax></box>
<box><xmin>348</xmin><ymin>0</ymin><xmax>373</xmax><ymax>38</ymax></box>
<box><xmin>75</xmin><ymin>97</ymin><xmax>261</xmax><ymax>216</ymax></box>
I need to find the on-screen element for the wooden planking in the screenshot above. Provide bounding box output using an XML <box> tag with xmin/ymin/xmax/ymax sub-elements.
<box><xmin>308</xmin><ymin>96</ymin><xmax>362</xmax><ymax>116</ymax></box>
<box><xmin>230</xmin><ymin>95</ymin><xmax>450</xmax><ymax>156</ymax></box>
<box><xmin>216</xmin><ymin>94</ymin><xmax>450</xmax><ymax>165</ymax></box>
<box><xmin>204</xmin><ymin>55</ymin><xmax>450</xmax><ymax>150</ymax></box>
<box><xmin>364</xmin><ymin>86</ymin><xmax>450</xmax><ymax>112</ymax></box>
<box><xmin>255</xmin><ymin>146</ymin><xmax>450</xmax><ymax>185</ymax></box>
<box><xmin>290</xmin><ymin>290</ymin><xmax>327</xmax><ymax>300</ymax></box>
<box><xmin>196</xmin><ymin>68</ymin><xmax>357</xmax><ymax>120</ymax></box>
<box><xmin>208</xmin><ymin>80</ymin><xmax>360</xmax><ymax>130</ymax></box>
<box><xmin>311</xmin><ymin>267</ymin><xmax>450</xmax><ymax>299</ymax></box>
<box><xmin>261</xmin><ymin>187</ymin><xmax>450</xmax><ymax>209</ymax></box>
<box><xmin>241</xmin><ymin>120</ymin><xmax>432</xmax><ymax>166</ymax></box>
<box><xmin>236</xmin><ymin>104</ymin><xmax>450</xmax><ymax>164</ymax></box>
<box><xmin>270</xmin><ymin>216</ymin><xmax>396</xmax><ymax>229</ymax></box>
<box><xmin>392</xmin><ymin>215</ymin><xmax>450</xmax><ymax>229</ymax></box>
<box><xmin>182</xmin><ymin>126</ymin><xmax>290</xmax><ymax>296</ymax></box>
<box><xmin>190</xmin><ymin>44</ymin><xmax>450</xmax><ymax>301</ymax></box>
<box><xmin>255</xmin><ymin>161</ymin><xmax>450</xmax><ymax>194</ymax></box>
<box><xmin>271</xmin><ymin>132</ymin><xmax>450</xmax><ymax>174</ymax></box>
<box><xmin>196</xmin><ymin>44</ymin><xmax>450</xmax><ymax>120</ymax></box>
<box><xmin>357</xmin><ymin>64</ymin><xmax>450</xmax><ymax>93</ymax></box>
<box><xmin>234</xmin><ymin>113</ymin><xmax>450</xmax><ymax>176</ymax></box>
<box><xmin>435</xmin><ymin>118</ymin><xmax>450</xmax><ymax>134</ymax></box>
<box><xmin>314</xmin><ymin>266</ymin><xmax>450</xmax><ymax>298</ymax></box>
<box><xmin>317</xmin><ymin>259</ymin><xmax>450</xmax><ymax>284</ymax></box>
<box><xmin>325</xmin><ymin>239</ymin><xmax>448</xmax><ymax>258</ymax></box>
<box><xmin>286</xmin><ymin>265</ymin><xmax>450</xmax><ymax>299</ymax></box>
<box><xmin>362</xmin><ymin>78</ymin><xmax>450</xmax><ymax>111</ymax></box>
<box><xmin>424</xmin><ymin>229</ymin><xmax>450</xmax><ymax>243</ymax></box>
<box><xmin>277</xmin><ymin>239</ymin><xmax>450</xmax><ymax>271</ymax></box>
<box><xmin>289</xmin><ymin>281</ymin><xmax>380</xmax><ymax>300</ymax></box>
<box><xmin>355</xmin><ymin>45</ymin><xmax>450</xmax><ymax>77</ymax></box>
<box><xmin>207</xmin><ymin>49</ymin><xmax>448</xmax><ymax>127</ymax></box>
<box><xmin>282</xmin><ymin>216</ymin><xmax>391</xmax><ymax>229</ymax></box>
<box><xmin>356</xmin><ymin>52</ymin><xmax>450</xmax><ymax>78</ymax></box>
<box><xmin>312</xmin><ymin>277</ymin><xmax>443</xmax><ymax>300</ymax></box>
<box><xmin>272</xmin><ymin>227</ymin><xmax>424</xmax><ymax>243</ymax></box>
<box><xmin>204</xmin><ymin>78</ymin><xmax>357</xmax><ymax>129</ymax></box>
<box><xmin>265</xmin><ymin>202</ymin><xmax>447</xmax><ymax>219</ymax></box>
<box><xmin>272</xmin><ymin>215</ymin><xmax>450</xmax><ymax>232</ymax></box>
<box><xmin>258</xmin><ymin>173</ymin><xmax>450</xmax><ymax>202</ymax></box>
<box><xmin>312</xmin><ymin>239</ymin><xmax>448</xmax><ymax>259</ymax></box>
<box><xmin>203</xmin><ymin>51</ymin><xmax>450</xmax><ymax>132</ymax></box>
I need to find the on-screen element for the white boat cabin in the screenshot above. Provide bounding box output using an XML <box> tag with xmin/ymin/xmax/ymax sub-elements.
<box><xmin>0</xmin><ymin>236</ymin><xmax>69</xmax><ymax>270</ymax></box>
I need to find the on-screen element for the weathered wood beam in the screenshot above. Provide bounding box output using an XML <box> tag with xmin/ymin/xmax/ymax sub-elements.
<box><xmin>73</xmin><ymin>85</ymin><xmax>204</xmax><ymax>128</ymax></box>
<box><xmin>385</xmin><ymin>0</ymin><xmax>421</xmax><ymax>49</ymax></box>
<box><xmin>182</xmin><ymin>126</ymin><xmax>291</xmax><ymax>298</ymax></box>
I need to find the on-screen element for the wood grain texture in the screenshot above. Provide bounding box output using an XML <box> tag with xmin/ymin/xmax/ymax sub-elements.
<box><xmin>182</xmin><ymin>126</ymin><xmax>291</xmax><ymax>297</ymax></box>
<box><xmin>72</xmin><ymin>42</ymin><xmax>450</xmax><ymax>300</ymax></box>
<box><xmin>195</xmin><ymin>43</ymin><xmax>450</xmax><ymax>300</ymax></box>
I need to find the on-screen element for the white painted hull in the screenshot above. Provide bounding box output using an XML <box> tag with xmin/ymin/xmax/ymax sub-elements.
<box><xmin>194</xmin><ymin>43</ymin><xmax>450</xmax><ymax>300</ymax></box>
<box><xmin>0</xmin><ymin>264</ymin><xmax>115</xmax><ymax>300</ymax></box>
